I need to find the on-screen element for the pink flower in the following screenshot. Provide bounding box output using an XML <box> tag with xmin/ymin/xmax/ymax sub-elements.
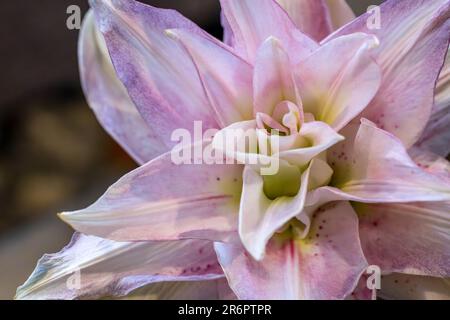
<box><xmin>17</xmin><ymin>0</ymin><xmax>450</xmax><ymax>300</ymax></box>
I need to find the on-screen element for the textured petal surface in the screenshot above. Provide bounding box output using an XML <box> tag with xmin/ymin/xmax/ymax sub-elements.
<box><xmin>220</xmin><ymin>0</ymin><xmax>318</xmax><ymax>63</ymax></box>
<box><xmin>216</xmin><ymin>202</ymin><xmax>367</xmax><ymax>299</ymax></box>
<box><xmin>90</xmin><ymin>0</ymin><xmax>220</xmax><ymax>152</ymax></box>
<box><xmin>16</xmin><ymin>234</ymin><xmax>223</xmax><ymax>300</ymax></box>
<box><xmin>79</xmin><ymin>11</ymin><xmax>162</xmax><ymax>164</ymax></box>
<box><xmin>60</xmin><ymin>143</ymin><xmax>243</xmax><ymax>242</ymax></box>
<box><xmin>333</xmin><ymin>120</ymin><xmax>450</xmax><ymax>203</ymax></box>
<box><xmin>296</xmin><ymin>33</ymin><xmax>381</xmax><ymax>131</ymax></box>
<box><xmin>253</xmin><ymin>37</ymin><xmax>300</xmax><ymax>116</ymax></box>
<box><xmin>328</xmin><ymin>0</ymin><xmax>450</xmax><ymax>147</ymax></box>
<box><xmin>167</xmin><ymin>29</ymin><xmax>253</xmax><ymax>127</ymax></box>
<box><xmin>356</xmin><ymin>201</ymin><xmax>450</xmax><ymax>276</ymax></box>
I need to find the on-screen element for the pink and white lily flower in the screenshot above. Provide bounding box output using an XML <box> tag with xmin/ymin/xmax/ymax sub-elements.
<box><xmin>17</xmin><ymin>0</ymin><xmax>450</xmax><ymax>300</ymax></box>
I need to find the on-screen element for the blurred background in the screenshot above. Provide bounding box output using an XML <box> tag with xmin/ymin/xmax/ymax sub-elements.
<box><xmin>0</xmin><ymin>0</ymin><xmax>382</xmax><ymax>299</ymax></box>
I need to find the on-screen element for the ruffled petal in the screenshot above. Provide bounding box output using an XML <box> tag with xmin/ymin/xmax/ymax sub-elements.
<box><xmin>324</xmin><ymin>0</ymin><xmax>355</xmax><ymax>30</ymax></box>
<box><xmin>409</xmin><ymin>147</ymin><xmax>450</xmax><ymax>179</ymax></box>
<box><xmin>253</xmin><ymin>37</ymin><xmax>300</xmax><ymax>116</ymax></box>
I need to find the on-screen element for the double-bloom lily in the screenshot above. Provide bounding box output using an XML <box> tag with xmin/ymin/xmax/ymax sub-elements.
<box><xmin>17</xmin><ymin>0</ymin><xmax>450</xmax><ymax>300</ymax></box>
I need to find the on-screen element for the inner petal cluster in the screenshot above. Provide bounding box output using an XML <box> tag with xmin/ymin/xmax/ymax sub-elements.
<box><xmin>209</xmin><ymin>37</ymin><xmax>349</xmax><ymax>260</ymax></box>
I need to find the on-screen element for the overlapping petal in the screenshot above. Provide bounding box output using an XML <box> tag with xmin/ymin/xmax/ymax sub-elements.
<box><xmin>16</xmin><ymin>233</ymin><xmax>223</xmax><ymax>300</ymax></box>
<box><xmin>295</xmin><ymin>33</ymin><xmax>381</xmax><ymax>131</ymax></box>
<box><xmin>216</xmin><ymin>201</ymin><xmax>367</xmax><ymax>299</ymax></box>
<box><xmin>324</xmin><ymin>0</ymin><xmax>355</xmax><ymax>30</ymax></box>
<box><xmin>90</xmin><ymin>0</ymin><xmax>221</xmax><ymax>152</ymax></box>
<box><xmin>253</xmin><ymin>37</ymin><xmax>300</xmax><ymax>116</ymax></box>
<box><xmin>332</xmin><ymin>120</ymin><xmax>450</xmax><ymax>203</ymax></box>
<box><xmin>328</xmin><ymin>0</ymin><xmax>450</xmax><ymax>147</ymax></box>
<box><xmin>79</xmin><ymin>11</ymin><xmax>162</xmax><ymax>164</ymax></box>
<box><xmin>219</xmin><ymin>0</ymin><xmax>318</xmax><ymax>62</ymax></box>
<box><xmin>277</xmin><ymin>121</ymin><xmax>344</xmax><ymax>167</ymax></box>
<box><xmin>356</xmin><ymin>201</ymin><xmax>450</xmax><ymax>276</ymax></box>
<box><xmin>409</xmin><ymin>147</ymin><xmax>450</xmax><ymax>179</ymax></box>
<box><xmin>276</xmin><ymin>0</ymin><xmax>333</xmax><ymax>41</ymax></box>
<box><xmin>166</xmin><ymin>28</ymin><xmax>253</xmax><ymax>127</ymax></box>
<box><xmin>417</xmin><ymin>47</ymin><xmax>450</xmax><ymax>156</ymax></box>
<box><xmin>60</xmin><ymin>143</ymin><xmax>243</xmax><ymax>242</ymax></box>
<box><xmin>29</xmin><ymin>0</ymin><xmax>450</xmax><ymax>301</ymax></box>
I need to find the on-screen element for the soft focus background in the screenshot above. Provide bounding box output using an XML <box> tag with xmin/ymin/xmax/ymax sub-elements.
<box><xmin>0</xmin><ymin>0</ymin><xmax>382</xmax><ymax>299</ymax></box>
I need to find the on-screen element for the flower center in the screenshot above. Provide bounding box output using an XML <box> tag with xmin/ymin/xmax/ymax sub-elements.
<box><xmin>256</xmin><ymin>100</ymin><xmax>304</xmax><ymax>135</ymax></box>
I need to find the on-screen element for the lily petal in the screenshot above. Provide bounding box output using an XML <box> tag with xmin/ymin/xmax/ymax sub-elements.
<box><xmin>253</xmin><ymin>37</ymin><xmax>300</xmax><ymax>116</ymax></box>
<box><xmin>276</xmin><ymin>0</ymin><xmax>333</xmax><ymax>41</ymax></box>
<box><xmin>333</xmin><ymin>120</ymin><xmax>450</xmax><ymax>203</ymax></box>
<box><xmin>16</xmin><ymin>234</ymin><xmax>222</xmax><ymax>300</ymax></box>
<box><xmin>122</xmin><ymin>279</ymin><xmax>231</xmax><ymax>300</ymax></box>
<box><xmin>409</xmin><ymin>147</ymin><xmax>450</xmax><ymax>179</ymax></box>
<box><xmin>328</xmin><ymin>0</ymin><xmax>450</xmax><ymax>147</ymax></box>
<box><xmin>219</xmin><ymin>0</ymin><xmax>318</xmax><ymax>63</ymax></box>
<box><xmin>90</xmin><ymin>0</ymin><xmax>220</xmax><ymax>151</ymax></box>
<box><xmin>296</xmin><ymin>33</ymin><xmax>381</xmax><ymax>131</ymax></box>
<box><xmin>356</xmin><ymin>201</ymin><xmax>450</xmax><ymax>277</ymax></box>
<box><xmin>60</xmin><ymin>143</ymin><xmax>243</xmax><ymax>242</ymax></box>
<box><xmin>216</xmin><ymin>201</ymin><xmax>367</xmax><ymax>299</ymax></box>
<box><xmin>416</xmin><ymin>47</ymin><xmax>450</xmax><ymax>156</ymax></box>
<box><xmin>379</xmin><ymin>274</ymin><xmax>450</xmax><ymax>300</ymax></box>
<box><xmin>166</xmin><ymin>28</ymin><xmax>253</xmax><ymax>127</ymax></box>
<box><xmin>211</xmin><ymin>120</ymin><xmax>281</xmax><ymax>175</ymax></box>
<box><xmin>79</xmin><ymin>10</ymin><xmax>162</xmax><ymax>164</ymax></box>
<box><xmin>238</xmin><ymin>162</ymin><xmax>311</xmax><ymax>260</ymax></box>
<box><xmin>278</xmin><ymin>121</ymin><xmax>344</xmax><ymax>167</ymax></box>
